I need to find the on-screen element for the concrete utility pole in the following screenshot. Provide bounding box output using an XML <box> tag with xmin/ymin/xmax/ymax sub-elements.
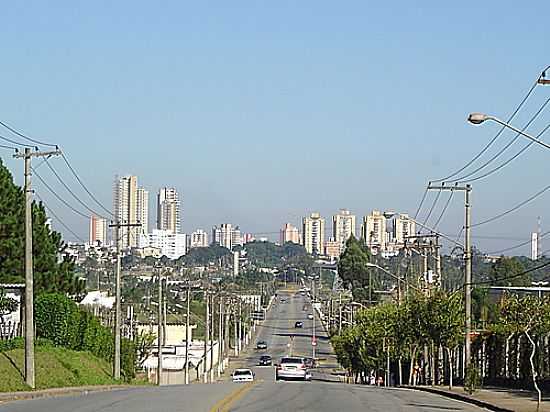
<box><xmin>204</xmin><ymin>289</ymin><xmax>210</xmax><ymax>383</ymax></box>
<box><xmin>218</xmin><ymin>297</ymin><xmax>223</xmax><ymax>377</ymax></box>
<box><xmin>428</xmin><ymin>183</ymin><xmax>472</xmax><ymax>371</ymax></box>
<box><xmin>185</xmin><ymin>281</ymin><xmax>190</xmax><ymax>385</ymax></box>
<box><xmin>14</xmin><ymin>147</ymin><xmax>61</xmax><ymax>389</ymax></box>
<box><xmin>157</xmin><ymin>268</ymin><xmax>163</xmax><ymax>386</ymax></box>
<box><xmin>312</xmin><ymin>277</ymin><xmax>316</xmax><ymax>359</ymax></box>
<box><xmin>108</xmin><ymin>220</ymin><xmax>141</xmax><ymax>380</ymax></box>
<box><xmin>209</xmin><ymin>293</ymin><xmax>215</xmax><ymax>383</ymax></box>
<box><xmin>238</xmin><ymin>299</ymin><xmax>242</xmax><ymax>353</ymax></box>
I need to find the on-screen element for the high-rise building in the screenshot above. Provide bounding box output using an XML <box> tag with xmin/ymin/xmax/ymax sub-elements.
<box><xmin>392</xmin><ymin>213</ymin><xmax>416</xmax><ymax>245</ymax></box>
<box><xmin>532</xmin><ymin>232</ymin><xmax>539</xmax><ymax>260</ymax></box>
<box><xmin>139</xmin><ymin>229</ymin><xmax>186</xmax><ymax>259</ymax></box>
<box><xmin>361</xmin><ymin>210</ymin><xmax>387</xmax><ymax>250</ymax></box>
<box><xmin>113</xmin><ymin>175</ymin><xmax>148</xmax><ymax>248</ymax></box>
<box><xmin>332</xmin><ymin>209</ymin><xmax>356</xmax><ymax>250</ymax></box>
<box><xmin>190</xmin><ymin>229</ymin><xmax>208</xmax><ymax>248</ymax></box>
<box><xmin>280</xmin><ymin>223</ymin><xmax>300</xmax><ymax>245</ymax></box>
<box><xmin>157</xmin><ymin>187</ymin><xmax>180</xmax><ymax>234</ymax></box>
<box><xmin>232</xmin><ymin>226</ymin><xmax>242</xmax><ymax>247</ymax></box>
<box><xmin>89</xmin><ymin>215</ymin><xmax>107</xmax><ymax>246</ymax></box>
<box><xmin>212</xmin><ymin>223</ymin><xmax>234</xmax><ymax>249</ymax></box>
<box><xmin>302</xmin><ymin>212</ymin><xmax>325</xmax><ymax>255</ymax></box>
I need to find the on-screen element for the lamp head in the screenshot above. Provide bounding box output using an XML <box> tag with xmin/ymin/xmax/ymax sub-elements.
<box><xmin>467</xmin><ymin>113</ymin><xmax>489</xmax><ymax>125</ymax></box>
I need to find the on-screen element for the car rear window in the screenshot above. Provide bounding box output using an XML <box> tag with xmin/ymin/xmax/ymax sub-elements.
<box><xmin>281</xmin><ymin>357</ymin><xmax>303</xmax><ymax>364</ymax></box>
<box><xmin>234</xmin><ymin>370</ymin><xmax>252</xmax><ymax>376</ymax></box>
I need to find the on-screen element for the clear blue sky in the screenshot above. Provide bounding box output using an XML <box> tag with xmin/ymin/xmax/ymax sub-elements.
<box><xmin>0</xmin><ymin>1</ymin><xmax>548</xmax><ymax>255</ymax></box>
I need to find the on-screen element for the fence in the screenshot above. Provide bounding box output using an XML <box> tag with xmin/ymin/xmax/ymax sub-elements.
<box><xmin>0</xmin><ymin>321</ymin><xmax>22</xmax><ymax>340</ymax></box>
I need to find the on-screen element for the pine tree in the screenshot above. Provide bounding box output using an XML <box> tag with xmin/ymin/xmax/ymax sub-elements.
<box><xmin>0</xmin><ymin>157</ymin><xmax>84</xmax><ymax>296</ymax></box>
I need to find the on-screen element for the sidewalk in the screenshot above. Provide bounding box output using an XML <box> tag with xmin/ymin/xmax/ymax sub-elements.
<box><xmin>408</xmin><ymin>385</ymin><xmax>547</xmax><ymax>412</ymax></box>
<box><xmin>0</xmin><ymin>385</ymin><xmax>131</xmax><ymax>405</ymax></box>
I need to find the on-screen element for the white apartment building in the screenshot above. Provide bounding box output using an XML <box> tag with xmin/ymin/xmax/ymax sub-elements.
<box><xmin>157</xmin><ymin>187</ymin><xmax>180</xmax><ymax>234</ymax></box>
<box><xmin>137</xmin><ymin>187</ymin><xmax>149</xmax><ymax>235</ymax></box>
<box><xmin>302</xmin><ymin>212</ymin><xmax>325</xmax><ymax>255</ymax></box>
<box><xmin>212</xmin><ymin>223</ymin><xmax>235</xmax><ymax>250</ymax></box>
<box><xmin>280</xmin><ymin>223</ymin><xmax>300</xmax><ymax>245</ymax></box>
<box><xmin>332</xmin><ymin>209</ymin><xmax>356</xmax><ymax>250</ymax></box>
<box><xmin>392</xmin><ymin>213</ymin><xmax>416</xmax><ymax>245</ymax></box>
<box><xmin>232</xmin><ymin>226</ymin><xmax>243</xmax><ymax>247</ymax></box>
<box><xmin>140</xmin><ymin>229</ymin><xmax>186</xmax><ymax>260</ymax></box>
<box><xmin>113</xmin><ymin>175</ymin><xmax>149</xmax><ymax>248</ymax></box>
<box><xmin>190</xmin><ymin>229</ymin><xmax>208</xmax><ymax>248</ymax></box>
<box><xmin>361</xmin><ymin>210</ymin><xmax>386</xmax><ymax>250</ymax></box>
<box><xmin>89</xmin><ymin>215</ymin><xmax>107</xmax><ymax>246</ymax></box>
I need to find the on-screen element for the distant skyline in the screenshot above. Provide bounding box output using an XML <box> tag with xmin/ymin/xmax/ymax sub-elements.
<box><xmin>0</xmin><ymin>2</ymin><xmax>548</xmax><ymax>256</ymax></box>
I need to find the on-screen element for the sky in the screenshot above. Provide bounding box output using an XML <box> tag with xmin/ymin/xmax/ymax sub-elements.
<box><xmin>0</xmin><ymin>1</ymin><xmax>549</xmax><ymax>255</ymax></box>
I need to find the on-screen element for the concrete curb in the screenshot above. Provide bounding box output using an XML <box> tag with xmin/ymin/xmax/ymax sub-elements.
<box><xmin>403</xmin><ymin>385</ymin><xmax>514</xmax><ymax>412</ymax></box>
<box><xmin>0</xmin><ymin>385</ymin><xmax>133</xmax><ymax>404</ymax></box>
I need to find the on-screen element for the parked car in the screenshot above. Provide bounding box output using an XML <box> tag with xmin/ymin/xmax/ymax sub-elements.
<box><xmin>256</xmin><ymin>340</ymin><xmax>268</xmax><ymax>350</ymax></box>
<box><xmin>294</xmin><ymin>321</ymin><xmax>303</xmax><ymax>328</ymax></box>
<box><xmin>232</xmin><ymin>368</ymin><xmax>255</xmax><ymax>382</ymax></box>
<box><xmin>307</xmin><ymin>313</ymin><xmax>314</xmax><ymax>320</ymax></box>
<box><xmin>276</xmin><ymin>357</ymin><xmax>312</xmax><ymax>381</ymax></box>
<box><xmin>258</xmin><ymin>355</ymin><xmax>272</xmax><ymax>366</ymax></box>
<box><xmin>303</xmin><ymin>357</ymin><xmax>315</xmax><ymax>368</ymax></box>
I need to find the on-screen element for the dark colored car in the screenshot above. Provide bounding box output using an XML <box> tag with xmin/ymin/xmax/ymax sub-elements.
<box><xmin>294</xmin><ymin>321</ymin><xmax>303</xmax><ymax>328</ymax></box>
<box><xmin>258</xmin><ymin>355</ymin><xmax>272</xmax><ymax>366</ymax></box>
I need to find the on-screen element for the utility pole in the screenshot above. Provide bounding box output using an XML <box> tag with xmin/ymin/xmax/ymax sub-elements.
<box><xmin>108</xmin><ymin>220</ymin><xmax>141</xmax><ymax>380</ymax></box>
<box><xmin>204</xmin><ymin>289</ymin><xmax>210</xmax><ymax>383</ymax></box>
<box><xmin>218</xmin><ymin>296</ymin><xmax>223</xmax><ymax>377</ymax></box>
<box><xmin>185</xmin><ymin>281</ymin><xmax>190</xmax><ymax>385</ymax></box>
<box><xmin>238</xmin><ymin>299</ymin><xmax>242</xmax><ymax>353</ymax></box>
<box><xmin>210</xmin><ymin>293</ymin><xmax>215</xmax><ymax>383</ymax></box>
<box><xmin>312</xmin><ymin>277</ymin><xmax>316</xmax><ymax>359</ymax></box>
<box><xmin>14</xmin><ymin>147</ymin><xmax>61</xmax><ymax>389</ymax></box>
<box><xmin>428</xmin><ymin>183</ymin><xmax>472</xmax><ymax>371</ymax></box>
<box><xmin>157</xmin><ymin>267</ymin><xmax>163</xmax><ymax>386</ymax></box>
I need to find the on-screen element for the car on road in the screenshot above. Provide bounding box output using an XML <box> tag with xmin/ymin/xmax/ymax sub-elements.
<box><xmin>232</xmin><ymin>368</ymin><xmax>255</xmax><ymax>382</ymax></box>
<box><xmin>303</xmin><ymin>357</ymin><xmax>316</xmax><ymax>368</ymax></box>
<box><xmin>307</xmin><ymin>313</ymin><xmax>314</xmax><ymax>320</ymax></box>
<box><xmin>294</xmin><ymin>321</ymin><xmax>303</xmax><ymax>328</ymax></box>
<box><xmin>256</xmin><ymin>340</ymin><xmax>268</xmax><ymax>350</ymax></box>
<box><xmin>276</xmin><ymin>357</ymin><xmax>312</xmax><ymax>381</ymax></box>
<box><xmin>258</xmin><ymin>355</ymin><xmax>272</xmax><ymax>366</ymax></box>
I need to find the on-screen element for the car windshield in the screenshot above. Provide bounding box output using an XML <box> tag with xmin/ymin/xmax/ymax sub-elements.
<box><xmin>281</xmin><ymin>357</ymin><xmax>303</xmax><ymax>364</ymax></box>
<box><xmin>234</xmin><ymin>370</ymin><xmax>252</xmax><ymax>376</ymax></box>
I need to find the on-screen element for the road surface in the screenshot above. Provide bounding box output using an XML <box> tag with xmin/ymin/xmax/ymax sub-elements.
<box><xmin>0</xmin><ymin>289</ymin><xmax>486</xmax><ymax>412</ymax></box>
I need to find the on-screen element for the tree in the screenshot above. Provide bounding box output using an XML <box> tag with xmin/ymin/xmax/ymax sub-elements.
<box><xmin>338</xmin><ymin>236</ymin><xmax>374</xmax><ymax>301</ymax></box>
<box><xmin>488</xmin><ymin>257</ymin><xmax>529</xmax><ymax>286</ymax></box>
<box><xmin>0</xmin><ymin>158</ymin><xmax>84</xmax><ymax>296</ymax></box>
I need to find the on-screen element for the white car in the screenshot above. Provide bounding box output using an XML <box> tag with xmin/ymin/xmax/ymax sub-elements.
<box><xmin>232</xmin><ymin>368</ymin><xmax>255</xmax><ymax>383</ymax></box>
<box><xmin>276</xmin><ymin>357</ymin><xmax>312</xmax><ymax>381</ymax></box>
<box><xmin>307</xmin><ymin>313</ymin><xmax>314</xmax><ymax>320</ymax></box>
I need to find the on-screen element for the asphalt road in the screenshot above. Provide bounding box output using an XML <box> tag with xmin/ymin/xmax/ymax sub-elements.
<box><xmin>0</xmin><ymin>288</ymin><xmax>487</xmax><ymax>412</ymax></box>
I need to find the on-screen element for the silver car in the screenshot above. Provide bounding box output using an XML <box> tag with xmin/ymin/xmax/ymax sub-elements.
<box><xmin>276</xmin><ymin>357</ymin><xmax>312</xmax><ymax>381</ymax></box>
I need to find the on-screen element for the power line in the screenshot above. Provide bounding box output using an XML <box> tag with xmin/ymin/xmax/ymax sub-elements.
<box><xmin>0</xmin><ymin>143</ymin><xmax>19</xmax><ymax>151</ymax></box>
<box><xmin>31</xmin><ymin>166</ymin><xmax>91</xmax><ymax>219</ymax></box>
<box><xmin>488</xmin><ymin>229</ymin><xmax>550</xmax><ymax>255</ymax></box>
<box><xmin>44</xmin><ymin>158</ymin><xmax>108</xmax><ymax>219</ymax></box>
<box><xmin>0</xmin><ymin>133</ymin><xmax>35</xmax><ymax>148</ymax></box>
<box><xmin>421</xmin><ymin>189</ymin><xmax>441</xmax><ymax>229</ymax></box>
<box><xmin>472</xmin><ymin>184</ymin><xmax>550</xmax><ymax>228</ymax></box>
<box><xmin>0</xmin><ymin>120</ymin><xmax>58</xmax><ymax>148</ymax></box>
<box><xmin>413</xmin><ymin>186</ymin><xmax>429</xmax><ymax>220</ymax></box>
<box><xmin>433</xmin><ymin>191</ymin><xmax>454</xmax><ymax>230</ymax></box>
<box><xmin>460</xmin><ymin>123</ymin><xmax>550</xmax><ymax>184</ymax></box>
<box><xmin>60</xmin><ymin>152</ymin><xmax>114</xmax><ymax>218</ymax></box>
<box><xmin>431</xmin><ymin>80</ymin><xmax>539</xmax><ymax>183</ymax></box>
<box><xmin>451</xmin><ymin>98</ymin><xmax>549</xmax><ymax>183</ymax></box>
<box><xmin>35</xmin><ymin>192</ymin><xmax>86</xmax><ymax>243</ymax></box>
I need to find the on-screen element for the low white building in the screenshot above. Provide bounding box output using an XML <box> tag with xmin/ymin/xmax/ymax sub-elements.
<box><xmin>140</xmin><ymin>229</ymin><xmax>187</xmax><ymax>259</ymax></box>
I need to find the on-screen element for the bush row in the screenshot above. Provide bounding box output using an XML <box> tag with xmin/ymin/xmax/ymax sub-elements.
<box><xmin>34</xmin><ymin>293</ymin><xmax>135</xmax><ymax>381</ymax></box>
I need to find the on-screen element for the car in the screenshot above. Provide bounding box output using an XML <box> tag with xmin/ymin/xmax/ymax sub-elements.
<box><xmin>258</xmin><ymin>355</ymin><xmax>272</xmax><ymax>366</ymax></box>
<box><xmin>232</xmin><ymin>368</ymin><xmax>255</xmax><ymax>382</ymax></box>
<box><xmin>307</xmin><ymin>313</ymin><xmax>314</xmax><ymax>320</ymax></box>
<box><xmin>294</xmin><ymin>321</ymin><xmax>303</xmax><ymax>328</ymax></box>
<box><xmin>303</xmin><ymin>357</ymin><xmax>316</xmax><ymax>368</ymax></box>
<box><xmin>276</xmin><ymin>357</ymin><xmax>311</xmax><ymax>381</ymax></box>
<box><xmin>256</xmin><ymin>340</ymin><xmax>268</xmax><ymax>350</ymax></box>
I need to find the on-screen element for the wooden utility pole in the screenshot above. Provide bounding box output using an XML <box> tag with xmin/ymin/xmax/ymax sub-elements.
<box><xmin>14</xmin><ymin>147</ymin><xmax>61</xmax><ymax>389</ymax></box>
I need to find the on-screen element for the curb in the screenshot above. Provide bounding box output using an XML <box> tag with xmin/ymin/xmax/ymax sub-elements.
<box><xmin>403</xmin><ymin>386</ymin><xmax>514</xmax><ymax>412</ymax></box>
<box><xmin>0</xmin><ymin>385</ymin><xmax>132</xmax><ymax>404</ymax></box>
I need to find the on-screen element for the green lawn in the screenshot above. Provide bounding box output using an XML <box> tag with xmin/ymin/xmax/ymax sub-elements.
<box><xmin>0</xmin><ymin>346</ymin><xmax>118</xmax><ymax>392</ymax></box>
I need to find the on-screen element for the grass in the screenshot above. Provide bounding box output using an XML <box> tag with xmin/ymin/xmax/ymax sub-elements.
<box><xmin>0</xmin><ymin>346</ymin><xmax>119</xmax><ymax>392</ymax></box>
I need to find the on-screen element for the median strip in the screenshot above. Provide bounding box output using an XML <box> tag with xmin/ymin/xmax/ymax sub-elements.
<box><xmin>209</xmin><ymin>381</ymin><xmax>257</xmax><ymax>412</ymax></box>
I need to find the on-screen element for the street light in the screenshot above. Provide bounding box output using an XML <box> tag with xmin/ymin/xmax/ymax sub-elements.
<box><xmin>468</xmin><ymin>113</ymin><xmax>550</xmax><ymax>151</ymax></box>
<box><xmin>366</xmin><ymin>262</ymin><xmax>422</xmax><ymax>297</ymax></box>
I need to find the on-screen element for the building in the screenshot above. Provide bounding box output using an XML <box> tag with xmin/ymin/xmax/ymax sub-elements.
<box><xmin>190</xmin><ymin>229</ymin><xmax>208</xmax><ymax>248</ymax></box>
<box><xmin>113</xmin><ymin>176</ymin><xmax>137</xmax><ymax>248</ymax></box>
<box><xmin>140</xmin><ymin>229</ymin><xmax>186</xmax><ymax>260</ymax></box>
<box><xmin>157</xmin><ymin>188</ymin><xmax>180</xmax><ymax>234</ymax></box>
<box><xmin>242</xmin><ymin>233</ymin><xmax>255</xmax><ymax>244</ymax></box>
<box><xmin>232</xmin><ymin>226</ymin><xmax>242</xmax><ymax>247</ymax></box>
<box><xmin>392</xmin><ymin>213</ymin><xmax>416</xmax><ymax>245</ymax></box>
<box><xmin>89</xmin><ymin>215</ymin><xmax>107</xmax><ymax>246</ymax></box>
<box><xmin>324</xmin><ymin>238</ymin><xmax>341</xmax><ymax>258</ymax></box>
<box><xmin>332</xmin><ymin>209</ymin><xmax>356</xmax><ymax>250</ymax></box>
<box><xmin>212</xmin><ymin>223</ymin><xmax>235</xmax><ymax>250</ymax></box>
<box><xmin>280</xmin><ymin>223</ymin><xmax>300</xmax><ymax>245</ymax></box>
<box><xmin>302</xmin><ymin>212</ymin><xmax>325</xmax><ymax>255</ymax></box>
<box><xmin>137</xmin><ymin>187</ymin><xmax>149</xmax><ymax>235</ymax></box>
<box><xmin>361</xmin><ymin>210</ymin><xmax>387</xmax><ymax>251</ymax></box>
<box><xmin>532</xmin><ymin>232</ymin><xmax>539</xmax><ymax>260</ymax></box>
